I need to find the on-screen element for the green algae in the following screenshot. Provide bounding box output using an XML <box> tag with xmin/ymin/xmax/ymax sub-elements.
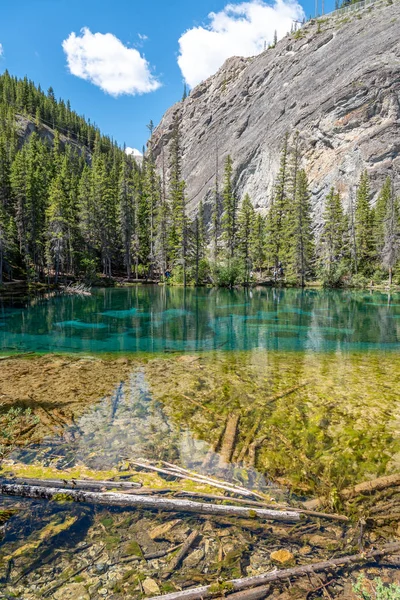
<box><xmin>146</xmin><ymin>350</ymin><xmax>400</xmax><ymax>497</ymax></box>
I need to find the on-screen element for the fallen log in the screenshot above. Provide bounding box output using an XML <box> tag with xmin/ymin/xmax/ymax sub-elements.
<box><xmin>219</xmin><ymin>414</ymin><xmax>240</xmax><ymax>466</ymax></box>
<box><xmin>304</xmin><ymin>474</ymin><xmax>400</xmax><ymax>510</ymax></box>
<box><xmin>219</xmin><ymin>586</ymin><xmax>271</xmax><ymax>600</ymax></box>
<box><xmin>146</xmin><ymin>542</ymin><xmax>400</xmax><ymax>600</ymax></box>
<box><xmin>175</xmin><ymin>491</ymin><xmax>349</xmax><ymax>523</ymax></box>
<box><xmin>1</xmin><ymin>477</ymin><xmax>141</xmax><ymax>491</ymax></box>
<box><xmin>0</xmin><ymin>483</ymin><xmax>301</xmax><ymax>522</ymax></box>
<box><xmin>163</xmin><ymin>530</ymin><xmax>200</xmax><ymax>578</ymax></box>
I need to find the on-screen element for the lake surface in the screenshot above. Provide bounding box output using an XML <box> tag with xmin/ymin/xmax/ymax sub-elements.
<box><xmin>1</xmin><ymin>286</ymin><xmax>400</xmax><ymax>354</ymax></box>
<box><xmin>1</xmin><ymin>286</ymin><xmax>400</xmax><ymax>596</ymax></box>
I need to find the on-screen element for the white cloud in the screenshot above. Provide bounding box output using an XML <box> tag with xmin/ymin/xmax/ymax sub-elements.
<box><xmin>0</xmin><ymin>43</ymin><xmax>3</xmax><ymax>57</ymax></box>
<box><xmin>178</xmin><ymin>0</ymin><xmax>304</xmax><ymax>88</ymax></box>
<box><xmin>62</xmin><ymin>27</ymin><xmax>160</xmax><ymax>96</ymax></box>
<box><xmin>138</xmin><ymin>33</ymin><xmax>148</xmax><ymax>41</ymax></box>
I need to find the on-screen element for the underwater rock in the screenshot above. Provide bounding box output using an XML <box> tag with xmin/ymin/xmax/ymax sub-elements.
<box><xmin>270</xmin><ymin>549</ymin><xmax>295</xmax><ymax>564</ymax></box>
<box><xmin>53</xmin><ymin>583</ymin><xmax>90</xmax><ymax>600</ymax></box>
<box><xmin>142</xmin><ymin>578</ymin><xmax>161</xmax><ymax>595</ymax></box>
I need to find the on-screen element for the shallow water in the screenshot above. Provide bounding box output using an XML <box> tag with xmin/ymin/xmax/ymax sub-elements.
<box><xmin>1</xmin><ymin>287</ymin><xmax>400</xmax><ymax>596</ymax></box>
<box><xmin>1</xmin><ymin>286</ymin><xmax>400</xmax><ymax>354</ymax></box>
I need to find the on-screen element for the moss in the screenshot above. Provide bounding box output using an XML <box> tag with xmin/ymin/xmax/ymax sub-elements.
<box><xmin>100</xmin><ymin>516</ymin><xmax>114</xmax><ymax>528</ymax></box>
<box><xmin>124</xmin><ymin>540</ymin><xmax>143</xmax><ymax>558</ymax></box>
<box><xmin>52</xmin><ymin>492</ymin><xmax>74</xmax><ymax>503</ymax></box>
<box><xmin>209</xmin><ymin>582</ymin><xmax>235</xmax><ymax>594</ymax></box>
<box><xmin>104</xmin><ymin>534</ymin><xmax>120</xmax><ymax>551</ymax></box>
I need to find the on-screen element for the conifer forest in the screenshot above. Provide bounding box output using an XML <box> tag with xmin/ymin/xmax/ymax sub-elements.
<box><xmin>0</xmin><ymin>71</ymin><xmax>399</xmax><ymax>289</ymax></box>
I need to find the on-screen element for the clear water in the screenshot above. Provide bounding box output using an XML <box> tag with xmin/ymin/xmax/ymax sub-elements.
<box><xmin>1</xmin><ymin>286</ymin><xmax>400</xmax><ymax>354</ymax></box>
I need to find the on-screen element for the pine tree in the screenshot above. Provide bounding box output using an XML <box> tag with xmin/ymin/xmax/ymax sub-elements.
<box><xmin>193</xmin><ymin>200</ymin><xmax>207</xmax><ymax>285</ymax></box>
<box><xmin>251</xmin><ymin>213</ymin><xmax>266</xmax><ymax>277</ymax></box>
<box><xmin>266</xmin><ymin>133</ymin><xmax>289</xmax><ymax>276</ymax></box>
<box><xmin>318</xmin><ymin>187</ymin><xmax>348</xmax><ymax>286</ymax></box>
<box><xmin>374</xmin><ymin>176</ymin><xmax>391</xmax><ymax>261</ymax></box>
<box><xmin>381</xmin><ymin>180</ymin><xmax>399</xmax><ymax>285</ymax></box>
<box><xmin>286</xmin><ymin>169</ymin><xmax>314</xmax><ymax>286</ymax></box>
<box><xmin>237</xmin><ymin>193</ymin><xmax>256</xmax><ymax>283</ymax></box>
<box><xmin>355</xmin><ymin>170</ymin><xmax>374</xmax><ymax>275</ymax></box>
<box><xmin>118</xmin><ymin>155</ymin><xmax>135</xmax><ymax>278</ymax></box>
<box><xmin>46</xmin><ymin>172</ymin><xmax>68</xmax><ymax>282</ymax></box>
<box><xmin>222</xmin><ymin>155</ymin><xmax>237</xmax><ymax>259</ymax></box>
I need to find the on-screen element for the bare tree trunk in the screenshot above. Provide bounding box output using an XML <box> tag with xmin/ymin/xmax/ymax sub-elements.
<box><xmin>0</xmin><ymin>483</ymin><xmax>300</xmax><ymax>522</ymax></box>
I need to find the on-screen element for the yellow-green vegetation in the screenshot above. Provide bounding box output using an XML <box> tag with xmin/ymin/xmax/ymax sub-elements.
<box><xmin>146</xmin><ymin>351</ymin><xmax>400</xmax><ymax>496</ymax></box>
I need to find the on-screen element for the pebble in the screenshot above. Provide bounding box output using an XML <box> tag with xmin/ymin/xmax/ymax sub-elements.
<box><xmin>142</xmin><ymin>578</ymin><xmax>161</xmax><ymax>595</ymax></box>
<box><xmin>270</xmin><ymin>549</ymin><xmax>294</xmax><ymax>564</ymax></box>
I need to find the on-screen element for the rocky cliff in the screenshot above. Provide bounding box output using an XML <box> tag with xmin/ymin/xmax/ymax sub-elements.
<box><xmin>153</xmin><ymin>0</ymin><xmax>400</xmax><ymax>221</ymax></box>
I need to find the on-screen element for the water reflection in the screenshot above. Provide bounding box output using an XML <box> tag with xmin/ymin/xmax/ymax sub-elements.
<box><xmin>10</xmin><ymin>370</ymin><xmax>267</xmax><ymax>492</ymax></box>
<box><xmin>1</xmin><ymin>286</ymin><xmax>400</xmax><ymax>354</ymax></box>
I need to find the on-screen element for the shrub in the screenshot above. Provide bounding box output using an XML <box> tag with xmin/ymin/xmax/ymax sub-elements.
<box><xmin>353</xmin><ymin>575</ymin><xmax>400</xmax><ymax>600</ymax></box>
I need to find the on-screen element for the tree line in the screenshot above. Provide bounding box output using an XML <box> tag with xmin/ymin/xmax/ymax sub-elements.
<box><xmin>0</xmin><ymin>72</ymin><xmax>399</xmax><ymax>287</ymax></box>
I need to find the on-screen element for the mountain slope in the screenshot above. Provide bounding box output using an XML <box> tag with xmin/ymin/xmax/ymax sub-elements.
<box><xmin>153</xmin><ymin>0</ymin><xmax>400</xmax><ymax>219</ymax></box>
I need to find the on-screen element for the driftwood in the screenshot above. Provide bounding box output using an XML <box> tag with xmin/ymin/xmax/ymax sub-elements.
<box><xmin>0</xmin><ymin>483</ymin><xmax>301</xmax><ymax>522</ymax></box>
<box><xmin>130</xmin><ymin>459</ymin><xmax>264</xmax><ymax>500</ymax></box>
<box><xmin>147</xmin><ymin>543</ymin><xmax>400</xmax><ymax>600</ymax></box>
<box><xmin>220</xmin><ymin>586</ymin><xmax>271</xmax><ymax>600</ymax></box>
<box><xmin>219</xmin><ymin>414</ymin><xmax>240</xmax><ymax>466</ymax></box>
<box><xmin>175</xmin><ymin>491</ymin><xmax>349</xmax><ymax>523</ymax></box>
<box><xmin>159</xmin><ymin>460</ymin><xmax>265</xmax><ymax>501</ymax></box>
<box><xmin>163</xmin><ymin>530</ymin><xmax>200</xmax><ymax>578</ymax></box>
<box><xmin>304</xmin><ymin>474</ymin><xmax>400</xmax><ymax>510</ymax></box>
<box><xmin>1</xmin><ymin>477</ymin><xmax>141</xmax><ymax>491</ymax></box>
<box><xmin>236</xmin><ymin>416</ymin><xmax>261</xmax><ymax>463</ymax></box>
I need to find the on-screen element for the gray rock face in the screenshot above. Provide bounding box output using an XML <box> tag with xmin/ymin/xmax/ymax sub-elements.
<box><xmin>153</xmin><ymin>0</ymin><xmax>400</xmax><ymax>221</ymax></box>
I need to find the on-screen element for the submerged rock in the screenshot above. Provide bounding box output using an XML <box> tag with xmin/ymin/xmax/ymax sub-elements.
<box><xmin>270</xmin><ymin>549</ymin><xmax>295</xmax><ymax>564</ymax></box>
<box><xmin>142</xmin><ymin>578</ymin><xmax>161</xmax><ymax>595</ymax></box>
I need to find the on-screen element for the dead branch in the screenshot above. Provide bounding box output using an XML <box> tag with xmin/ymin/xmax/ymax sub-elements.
<box><xmin>146</xmin><ymin>543</ymin><xmax>400</xmax><ymax>600</ymax></box>
<box><xmin>304</xmin><ymin>474</ymin><xmax>400</xmax><ymax>510</ymax></box>
<box><xmin>175</xmin><ymin>491</ymin><xmax>348</xmax><ymax>523</ymax></box>
<box><xmin>163</xmin><ymin>530</ymin><xmax>200</xmax><ymax>578</ymax></box>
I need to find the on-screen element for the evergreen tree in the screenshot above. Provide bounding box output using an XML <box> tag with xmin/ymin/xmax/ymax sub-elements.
<box><xmin>193</xmin><ymin>200</ymin><xmax>207</xmax><ymax>285</ymax></box>
<box><xmin>355</xmin><ymin>170</ymin><xmax>374</xmax><ymax>275</ymax></box>
<box><xmin>46</xmin><ymin>172</ymin><xmax>68</xmax><ymax>282</ymax></box>
<box><xmin>286</xmin><ymin>169</ymin><xmax>314</xmax><ymax>286</ymax></box>
<box><xmin>381</xmin><ymin>180</ymin><xmax>399</xmax><ymax>285</ymax></box>
<box><xmin>237</xmin><ymin>193</ymin><xmax>256</xmax><ymax>283</ymax></box>
<box><xmin>374</xmin><ymin>176</ymin><xmax>391</xmax><ymax>261</ymax></box>
<box><xmin>318</xmin><ymin>187</ymin><xmax>348</xmax><ymax>286</ymax></box>
<box><xmin>222</xmin><ymin>154</ymin><xmax>237</xmax><ymax>259</ymax></box>
<box><xmin>118</xmin><ymin>155</ymin><xmax>135</xmax><ymax>278</ymax></box>
<box><xmin>266</xmin><ymin>133</ymin><xmax>289</xmax><ymax>276</ymax></box>
<box><xmin>251</xmin><ymin>213</ymin><xmax>266</xmax><ymax>277</ymax></box>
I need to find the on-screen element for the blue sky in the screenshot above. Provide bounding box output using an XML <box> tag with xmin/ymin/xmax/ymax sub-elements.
<box><xmin>0</xmin><ymin>0</ymin><xmax>334</xmax><ymax>150</ymax></box>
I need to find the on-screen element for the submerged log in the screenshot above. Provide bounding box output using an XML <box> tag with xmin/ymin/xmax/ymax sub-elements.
<box><xmin>304</xmin><ymin>474</ymin><xmax>400</xmax><ymax>510</ymax></box>
<box><xmin>219</xmin><ymin>414</ymin><xmax>240</xmax><ymax>466</ymax></box>
<box><xmin>176</xmin><ymin>491</ymin><xmax>349</xmax><ymax>522</ymax></box>
<box><xmin>146</xmin><ymin>543</ymin><xmax>400</xmax><ymax>600</ymax></box>
<box><xmin>1</xmin><ymin>477</ymin><xmax>141</xmax><ymax>491</ymax></box>
<box><xmin>163</xmin><ymin>530</ymin><xmax>200</xmax><ymax>578</ymax></box>
<box><xmin>0</xmin><ymin>483</ymin><xmax>301</xmax><ymax>522</ymax></box>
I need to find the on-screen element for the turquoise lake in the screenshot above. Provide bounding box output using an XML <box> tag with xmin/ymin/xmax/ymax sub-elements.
<box><xmin>1</xmin><ymin>286</ymin><xmax>400</xmax><ymax>354</ymax></box>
